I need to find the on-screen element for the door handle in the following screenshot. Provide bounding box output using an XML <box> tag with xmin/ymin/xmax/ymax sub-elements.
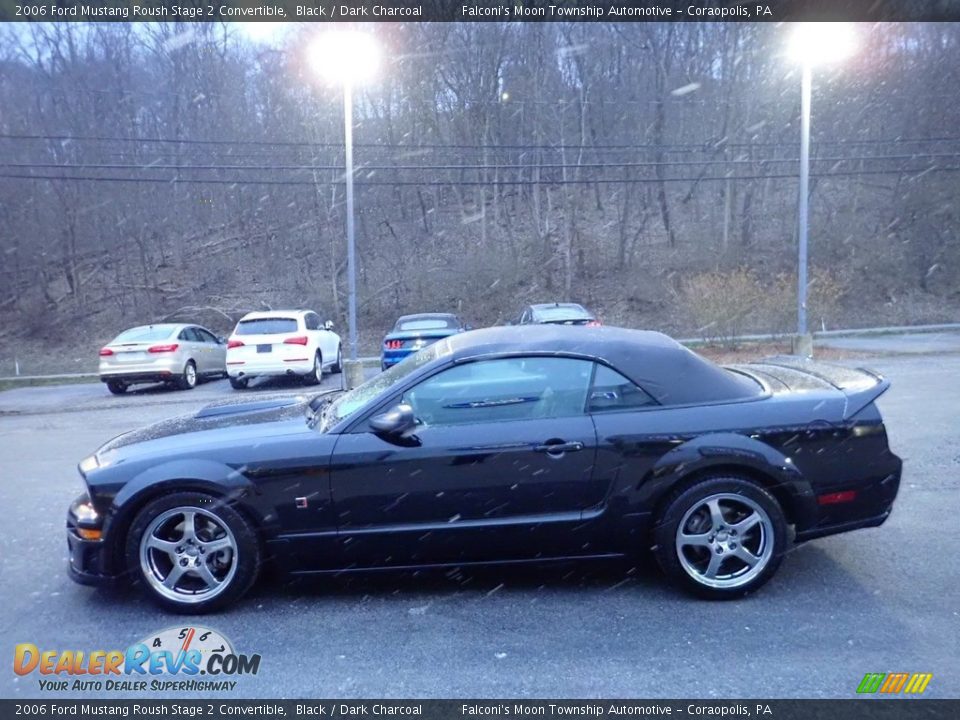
<box><xmin>534</xmin><ymin>441</ymin><xmax>584</xmax><ymax>455</ymax></box>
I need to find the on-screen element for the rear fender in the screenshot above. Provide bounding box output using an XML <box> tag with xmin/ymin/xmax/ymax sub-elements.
<box><xmin>639</xmin><ymin>432</ymin><xmax>818</xmax><ymax>528</ymax></box>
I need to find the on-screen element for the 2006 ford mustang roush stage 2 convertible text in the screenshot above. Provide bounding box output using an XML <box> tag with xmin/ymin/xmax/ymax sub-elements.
<box><xmin>67</xmin><ymin>326</ymin><xmax>902</xmax><ymax>612</ymax></box>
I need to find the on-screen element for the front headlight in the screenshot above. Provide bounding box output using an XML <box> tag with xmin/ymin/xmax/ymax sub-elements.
<box><xmin>72</xmin><ymin>499</ymin><xmax>99</xmax><ymax>524</ymax></box>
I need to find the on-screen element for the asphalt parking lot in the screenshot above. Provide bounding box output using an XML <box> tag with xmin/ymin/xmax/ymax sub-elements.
<box><xmin>1</xmin><ymin>353</ymin><xmax>958</xmax><ymax>699</ymax></box>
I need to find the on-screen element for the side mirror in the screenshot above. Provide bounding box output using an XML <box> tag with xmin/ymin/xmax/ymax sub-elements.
<box><xmin>369</xmin><ymin>403</ymin><xmax>416</xmax><ymax>436</ymax></box>
<box><xmin>217</xmin><ymin>336</ymin><xmax>227</xmax><ymax>344</ymax></box>
<box><xmin>324</xmin><ymin>320</ymin><xmax>334</xmax><ymax>331</ymax></box>
<box><xmin>464</xmin><ymin>324</ymin><xmax>473</xmax><ymax>331</ymax></box>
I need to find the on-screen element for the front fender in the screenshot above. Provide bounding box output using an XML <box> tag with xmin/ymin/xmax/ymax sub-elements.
<box><xmin>95</xmin><ymin>459</ymin><xmax>260</xmax><ymax>574</ymax></box>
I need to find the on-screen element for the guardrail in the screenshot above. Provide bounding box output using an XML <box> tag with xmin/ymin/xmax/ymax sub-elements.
<box><xmin>2</xmin><ymin>323</ymin><xmax>959</xmax><ymax>382</ymax></box>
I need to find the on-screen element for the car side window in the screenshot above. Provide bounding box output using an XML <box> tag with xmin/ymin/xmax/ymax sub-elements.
<box><xmin>403</xmin><ymin>357</ymin><xmax>593</xmax><ymax>427</ymax></box>
<box><xmin>588</xmin><ymin>364</ymin><xmax>659</xmax><ymax>412</ymax></box>
<box><xmin>197</xmin><ymin>328</ymin><xmax>218</xmax><ymax>343</ymax></box>
<box><xmin>305</xmin><ymin>313</ymin><xmax>320</xmax><ymax>331</ymax></box>
<box><xmin>179</xmin><ymin>328</ymin><xmax>199</xmax><ymax>342</ymax></box>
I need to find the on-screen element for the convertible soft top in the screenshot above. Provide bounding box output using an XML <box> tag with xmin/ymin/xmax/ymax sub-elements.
<box><xmin>445</xmin><ymin>325</ymin><xmax>760</xmax><ymax>406</ymax></box>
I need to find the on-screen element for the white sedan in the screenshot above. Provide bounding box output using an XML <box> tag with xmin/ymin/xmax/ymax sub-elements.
<box><xmin>225</xmin><ymin>310</ymin><xmax>342</xmax><ymax>389</ymax></box>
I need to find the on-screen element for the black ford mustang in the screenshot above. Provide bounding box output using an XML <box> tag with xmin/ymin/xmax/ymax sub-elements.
<box><xmin>67</xmin><ymin>326</ymin><xmax>901</xmax><ymax>612</ymax></box>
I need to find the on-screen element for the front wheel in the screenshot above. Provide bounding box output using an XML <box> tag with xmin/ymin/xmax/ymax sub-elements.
<box><xmin>653</xmin><ymin>476</ymin><xmax>787</xmax><ymax>599</ymax></box>
<box><xmin>125</xmin><ymin>492</ymin><xmax>261</xmax><ymax>613</ymax></box>
<box><xmin>331</xmin><ymin>346</ymin><xmax>342</xmax><ymax>374</ymax></box>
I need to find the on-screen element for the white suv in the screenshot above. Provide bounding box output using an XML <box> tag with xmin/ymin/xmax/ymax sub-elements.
<box><xmin>226</xmin><ymin>310</ymin><xmax>342</xmax><ymax>389</ymax></box>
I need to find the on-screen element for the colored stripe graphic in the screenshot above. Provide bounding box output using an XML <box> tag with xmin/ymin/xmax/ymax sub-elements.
<box><xmin>857</xmin><ymin>672</ymin><xmax>932</xmax><ymax>694</ymax></box>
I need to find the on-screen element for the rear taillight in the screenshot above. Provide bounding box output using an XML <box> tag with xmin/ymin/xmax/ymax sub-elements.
<box><xmin>284</xmin><ymin>336</ymin><xmax>309</xmax><ymax>346</ymax></box>
<box><xmin>818</xmin><ymin>490</ymin><xmax>857</xmax><ymax>506</ymax></box>
<box><xmin>99</xmin><ymin>348</ymin><xmax>114</xmax><ymax>357</ymax></box>
<box><xmin>385</xmin><ymin>340</ymin><xmax>404</xmax><ymax>350</ymax></box>
<box><xmin>148</xmin><ymin>343</ymin><xmax>179</xmax><ymax>354</ymax></box>
<box><xmin>227</xmin><ymin>339</ymin><xmax>244</xmax><ymax>349</ymax></box>
<box><xmin>586</xmin><ymin>319</ymin><xmax>602</xmax><ymax>327</ymax></box>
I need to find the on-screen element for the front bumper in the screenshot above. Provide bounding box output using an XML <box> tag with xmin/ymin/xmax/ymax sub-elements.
<box><xmin>66</xmin><ymin>494</ymin><xmax>119</xmax><ymax>587</ymax></box>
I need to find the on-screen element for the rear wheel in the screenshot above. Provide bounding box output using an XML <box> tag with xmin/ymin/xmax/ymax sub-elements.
<box><xmin>654</xmin><ymin>476</ymin><xmax>786</xmax><ymax>599</ymax></box>
<box><xmin>106</xmin><ymin>380</ymin><xmax>127</xmax><ymax>395</ymax></box>
<box><xmin>331</xmin><ymin>345</ymin><xmax>342</xmax><ymax>374</ymax></box>
<box><xmin>177</xmin><ymin>361</ymin><xmax>197</xmax><ymax>391</ymax></box>
<box><xmin>229</xmin><ymin>376</ymin><xmax>249</xmax><ymax>390</ymax></box>
<box><xmin>303</xmin><ymin>352</ymin><xmax>322</xmax><ymax>386</ymax></box>
<box><xmin>125</xmin><ymin>491</ymin><xmax>261</xmax><ymax>613</ymax></box>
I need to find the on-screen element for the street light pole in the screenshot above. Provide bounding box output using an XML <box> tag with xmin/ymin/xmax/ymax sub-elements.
<box><xmin>342</xmin><ymin>80</ymin><xmax>358</xmax><ymax>362</ymax></box>
<box><xmin>797</xmin><ymin>62</ymin><xmax>812</xmax><ymax>340</ymax></box>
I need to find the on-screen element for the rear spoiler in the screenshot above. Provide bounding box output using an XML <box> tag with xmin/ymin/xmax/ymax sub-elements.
<box><xmin>759</xmin><ymin>356</ymin><xmax>891</xmax><ymax>420</ymax></box>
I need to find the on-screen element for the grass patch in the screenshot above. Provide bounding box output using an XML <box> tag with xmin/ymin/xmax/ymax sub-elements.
<box><xmin>0</xmin><ymin>375</ymin><xmax>100</xmax><ymax>392</ymax></box>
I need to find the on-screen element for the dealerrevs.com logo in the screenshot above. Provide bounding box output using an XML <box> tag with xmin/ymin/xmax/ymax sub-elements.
<box><xmin>857</xmin><ymin>673</ymin><xmax>933</xmax><ymax>695</ymax></box>
<box><xmin>14</xmin><ymin>626</ymin><xmax>260</xmax><ymax>693</ymax></box>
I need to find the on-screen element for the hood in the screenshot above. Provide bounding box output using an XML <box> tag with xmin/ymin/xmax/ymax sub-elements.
<box><xmin>94</xmin><ymin>392</ymin><xmax>334</xmax><ymax>466</ymax></box>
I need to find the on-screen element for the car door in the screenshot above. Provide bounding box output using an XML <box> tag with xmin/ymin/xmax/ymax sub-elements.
<box><xmin>327</xmin><ymin>356</ymin><xmax>602</xmax><ymax>568</ymax></box>
<box><xmin>197</xmin><ymin>327</ymin><xmax>226</xmax><ymax>375</ymax></box>
<box><xmin>177</xmin><ymin>327</ymin><xmax>203</xmax><ymax>373</ymax></box>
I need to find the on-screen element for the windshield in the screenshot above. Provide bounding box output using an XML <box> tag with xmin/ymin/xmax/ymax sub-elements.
<box><xmin>236</xmin><ymin>318</ymin><xmax>299</xmax><ymax>335</ymax></box>
<box><xmin>112</xmin><ymin>326</ymin><xmax>176</xmax><ymax>343</ymax></box>
<box><xmin>322</xmin><ymin>339</ymin><xmax>453</xmax><ymax>430</ymax></box>
<box><xmin>396</xmin><ymin>316</ymin><xmax>458</xmax><ymax>331</ymax></box>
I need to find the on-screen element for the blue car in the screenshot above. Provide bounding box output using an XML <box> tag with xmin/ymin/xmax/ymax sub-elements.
<box><xmin>381</xmin><ymin>313</ymin><xmax>469</xmax><ymax>370</ymax></box>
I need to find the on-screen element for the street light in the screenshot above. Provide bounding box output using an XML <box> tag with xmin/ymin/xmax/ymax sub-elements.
<box><xmin>308</xmin><ymin>32</ymin><xmax>381</xmax><ymax>382</ymax></box>
<box><xmin>787</xmin><ymin>23</ymin><xmax>856</xmax><ymax>355</ymax></box>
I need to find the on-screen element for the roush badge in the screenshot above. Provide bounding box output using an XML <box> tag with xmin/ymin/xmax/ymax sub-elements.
<box><xmin>14</xmin><ymin>625</ymin><xmax>260</xmax><ymax>693</ymax></box>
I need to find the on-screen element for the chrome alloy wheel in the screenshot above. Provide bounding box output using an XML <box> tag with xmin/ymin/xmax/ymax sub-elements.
<box><xmin>674</xmin><ymin>493</ymin><xmax>775</xmax><ymax>590</ymax></box>
<box><xmin>139</xmin><ymin>506</ymin><xmax>238</xmax><ymax>603</ymax></box>
<box><xmin>184</xmin><ymin>363</ymin><xmax>197</xmax><ymax>387</ymax></box>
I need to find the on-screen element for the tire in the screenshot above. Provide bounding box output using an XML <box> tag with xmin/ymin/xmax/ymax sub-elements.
<box><xmin>302</xmin><ymin>352</ymin><xmax>322</xmax><ymax>386</ymax></box>
<box><xmin>124</xmin><ymin>491</ymin><xmax>261</xmax><ymax>613</ymax></box>
<box><xmin>229</xmin><ymin>376</ymin><xmax>249</xmax><ymax>390</ymax></box>
<box><xmin>176</xmin><ymin>361</ymin><xmax>197</xmax><ymax>391</ymax></box>
<box><xmin>331</xmin><ymin>345</ymin><xmax>342</xmax><ymax>374</ymax></box>
<box><xmin>106</xmin><ymin>380</ymin><xmax>127</xmax><ymax>395</ymax></box>
<box><xmin>653</xmin><ymin>476</ymin><xmax>787</xmax><ymax>600</ymax></box>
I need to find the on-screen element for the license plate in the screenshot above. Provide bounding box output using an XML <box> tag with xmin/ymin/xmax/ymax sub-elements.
<box><xmin>118</xmin><ymin>351</ymin><xmax>146</xmax><ymax>361</ymax></box>
<box><xmin>257</xmin><ymin>344</ymin><xmax>272</xmax><ymax>354</ymax></box>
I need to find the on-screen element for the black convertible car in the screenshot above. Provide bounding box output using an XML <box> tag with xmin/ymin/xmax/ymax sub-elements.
<box><xmin>67</xmin><ymin>326</ymin><xmax>901</xmax><ymax>612</ymax></box>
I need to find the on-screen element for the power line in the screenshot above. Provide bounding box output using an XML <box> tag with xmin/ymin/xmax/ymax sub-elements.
<box><xmin>3</xmin><ymin>152</ymin><xmax>959</xmax><ymax>174</ymax></box>
<box><xmin>0</xmin><ymin>165</ymin><xmax>953</xmax><ymax>187</ymax></box>
<box><xmin>3</xmin><ymin>131</ymin><xmax>960</xmax><ymax>152</ymax></box>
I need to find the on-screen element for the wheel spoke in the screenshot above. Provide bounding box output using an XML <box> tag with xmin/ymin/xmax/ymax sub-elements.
<box><xmin>706</xmin><ymin>499</ymin><xmax>726</xmax><ymax>530</ymax></box>
<box><xmin>180</xmin><ymin>511</ymin><xmax>197</xmax><ymax>541</ymax></box>
<box><xmin>162</xmin><ymin>564</ymin><xmax>187</xmax><ymax>590</ymax></box>
<box><xmin>204</xmin><ymin>537</ymin><xmax>233</xmax><ymax>554</ymax></box>
<box><xmin>146</xmin><ymin>536</ymin><xmax>178</xmax><ymax>558</ymax></box>
<box><xmin>194</xmin><ymin>562</ymin><xmax>222</xmax><ymax>590</ymax></box>
<box><xmin>731</xmin><ymin>511</ymin><xmax>761</xmax><ymax>535</ymax></box>
<box><xmin>733</xmin><ymin>546</ymin><xmax>761</xmax><ymax>567</ymax></box>
<box><xmin>679</xmin><ymin>531</ymin><xmax>712</xmax><ymax>548</ymax></box>
<box><xmin>704</xmin><ymin>552</ymin><xmax>724</xmax><ymax>579</ymax></box>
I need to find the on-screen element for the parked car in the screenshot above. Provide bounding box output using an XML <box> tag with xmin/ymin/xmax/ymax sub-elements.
<box><xmin>68</xmin><ymin>325</ymin><xmax>901</xmax><ymax>612</ymax></box>
<box><xmin>98</xmin><ymin>323</ymin><xmax>227</xmax><ymax>395</ymax></box>
<box><xmin>510</xmin><ymin>302</ymin><xmax>601</xmax><ymax>326</ymax></box>
<box><xmin>225</xmin><ymin>310</ymin><xmax>341</xmax><ymax>389</ymax></box>
<box><xmin>381</xmin><ymin>312</ymin><xmax>470</xmax><ymax>371</ymax></box>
